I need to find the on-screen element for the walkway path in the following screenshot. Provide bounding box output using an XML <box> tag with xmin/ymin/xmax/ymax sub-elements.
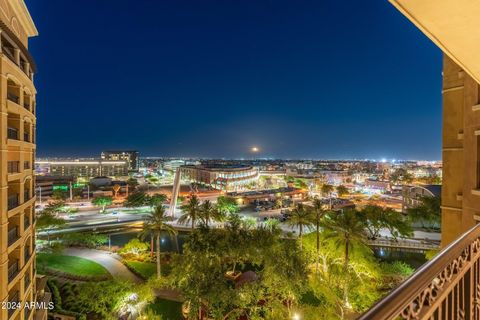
<box><xmin>62</xmin><ymin>248</ymin><xmax>142</xmax><ymax>283</ymax></box>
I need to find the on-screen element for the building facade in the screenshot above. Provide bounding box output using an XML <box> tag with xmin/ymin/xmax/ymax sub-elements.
<box><xmin>386</xmin><ymin>0</ymin><xmax>480</xmax><ymax>248</ymax></box>
<box><xmin>36</xmin><ymin>160</ymin><xmax>129</xmax><ymax>179</ymax></box>
<box><xmin>180</xmin><ymin>164</ymin><xmax>259</xmax><ymax>191</ymax></box>
<box><xmin>0</xmin><ymin>1</ymin><xmax>45</xmax><ymax>319</ymax></box>
<box><xmin>402</xmin><ymin>184</ymin><xmax>441</xmax><ymax>213</ymax></box>
<box><xmin>101</xmin><ymin>150</ymin><xmax>138</xmax><ymax>171</ymax></box>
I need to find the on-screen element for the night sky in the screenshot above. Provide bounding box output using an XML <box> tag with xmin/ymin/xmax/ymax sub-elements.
<box><xmin>25</xmin><ymin>0</ymin><xmax>442</xmax><ymax>160</ymax></box>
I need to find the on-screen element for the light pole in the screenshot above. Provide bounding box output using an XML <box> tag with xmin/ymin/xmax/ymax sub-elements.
<box><xmin>69</xmin><ymin>182</ymin><xmax>73</xmax><ymax>201</ymax></box>
<box><xmin>87</xmin><ymin>184</ymin><xmax>90</xmax><ymax>201</ymax></box>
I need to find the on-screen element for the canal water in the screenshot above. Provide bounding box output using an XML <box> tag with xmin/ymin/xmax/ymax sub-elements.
<box><xmin>372</xmin><ymin>247</ymin><xmax>427</xmax><ymax>269</ymax></box>
<box><xmin>109</xmin><ymin>229</ymin><xmax>428</xmax><ymax>269</ymax></box>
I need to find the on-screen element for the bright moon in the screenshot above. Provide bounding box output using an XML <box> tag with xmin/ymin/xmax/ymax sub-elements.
<box><xmin>251</xmin><ymin>147</ymin><xmax>259</xmax><ymax>153</ymax></box>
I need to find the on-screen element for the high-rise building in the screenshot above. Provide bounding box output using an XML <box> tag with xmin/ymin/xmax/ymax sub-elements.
<box><xmin>0</xmin><ymin>1</ymin><xmax>47</xmax><ymax>319</ymax></box>
<box><xmin>101</xmin><ymin>150</ymin><xmax>139</xmax><ymax>171</ymax></box>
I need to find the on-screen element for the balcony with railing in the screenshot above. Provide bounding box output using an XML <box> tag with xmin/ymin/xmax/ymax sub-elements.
<box><xmin>8</xmin><ymin>290</ymin><xmax>19</xmax><ymax>318</ymax></box>
<box><xmin>23</xmin><ymin>93</ymin><xmax>31</xmax><ymax>111</ymax></box>
<box><xmin>23</xmin><ymin>308</ymin><xmax>32</xmax><ymax>320</ymax></box>
<box><xmin>7</xmin><ymin>161</ymin><xmax>20</xmax><ymax>174</ymax></box>
<box><xmin>2</xmin><ymin>33</ymin><xmax>35</xmax><ymax>80</ymax></box>
<box><xmin>7</xmin><ymin>92</ymin><xmax>19</xmax><ymax>104</ymax></box>
<box><xmin>8</xmin><ymin>226</ymin><xmax>19</xmax><ymax>246</ymax></box>
<box><xmin>8</xmin><ymin>260</ymin><xmax>19</xmax><ymax>282</ymax></box>
<box><xmin>7</xmin><ymin>127</ymin><xmax>19</xmax><ymax>140</ymax></box>
<box><xmin>24</xmin><ymin>305</ymin><xmax>31</xmax><ymax>320</ymax></box>
<box><xmin>24</xmin><ymin>272</ymin><xmax>31</xmax><ymax>289</ymax></box>
<box><xmin>8</xmin><ymin>193</ymin><xmax>19</xmax><ymax>210</ymax></box>
<box><xmin>3</xmin><ymin>42</ymin><xmax>15</xmax><ymax>62</ymax></box>
<box><xmin>360</xmin><ymin>223</ymin><xmax>480</xmax><ymax>320</ymax></box>
<box><xmin>24</xmin><ymin>216</ymin><xmax>30</xmax><ymax>230</ymax></box>
<box><xmin>24</xmin><ymin>247</ymin><xmax>31</xmax><ymax>263</ymax></box>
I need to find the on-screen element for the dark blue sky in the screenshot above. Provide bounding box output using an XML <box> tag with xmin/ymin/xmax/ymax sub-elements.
<box><xmin>26</xmin><ymin>0</ymin><xmax>442</xmax><ymax>160</ymax></box>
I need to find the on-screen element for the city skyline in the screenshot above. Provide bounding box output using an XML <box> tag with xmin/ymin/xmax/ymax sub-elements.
<box><xmin>27</xmin><ymin>0</ymin><xmax>441</xmax><ymax>159</ymax></box>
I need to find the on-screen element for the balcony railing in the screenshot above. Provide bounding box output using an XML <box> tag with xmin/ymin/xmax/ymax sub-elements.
<box><xmin>7</xmin><ymin>161</ymin><xmax>19</xmax><ymax>173</ymax></box>
<box><xmin>24</xmin><ymin>273</ymin><xmax>30</xmax><ymax>289</ymax></box>
<box><xmin>24</xmin><ymin>305</ymin><xmax>31</xmax><ymax>320</ymax></box>
<box><xmin>7</xmin><ymin>127</ymin><xmax>18</xmax><ymax>140</ymax></box>
<box><xmin>360</xmin><ymin>223</ymin><xmax>480</xmax><ymax>320</ymax></box>
<box><xmin>24</xmin><ymin>248</ymin><xmax>31</xmax><ymax>263</ymax></box>
<box><xmin>8</xmin><ymin>260</ymin><xmax>19</xmax><ymax>282</ymax></box>
<box><xmin>8</xmin><ymin>194</ymin><xmax>19</xmax><ymax>210</ymax></box>
<box><xmin>8</xmin><ymin>290</ymin><xmax>19</xmax><ymax>317</ymax></box>
<box><xmin>8</xmin><ymin>226</ymin><xmax>19</xmax><ymax>246</ymax></box>
<box><xmin>3</xmin><ymin>45</ymin><xmax>15</xmax><ymax>61</ymax></box>
<box><xmin>7</xmin><ymin>92</ymin><xmax>19</xmax><ymax>104</ymax></box>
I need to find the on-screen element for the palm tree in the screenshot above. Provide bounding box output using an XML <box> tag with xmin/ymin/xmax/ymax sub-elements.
<box><xmin>311</xmin><ymin>198</ymin><xmax>327</xmax><ymax>272</ymax></box>
<box><xmin>407</xmin><ymin>196</ymin><xmax>441</xmax><ymax>230</ymax></box>
<box><xmin>199</xmin><ymin>200</ymin><xmax>225</xmax><ymax>227</ymax></box>
<box><xmin>287</xmin><ymin>203</ymin><xmax>313</xmax><ymax>249</ymax></box>
<box><xmin>141</xmin><ymin>205</ymin><xmax>177</xmax><ymax>278</ymax></box>
<box><xmin>178</xmin><ymin>195</ymin><xmax>201</xmax><ymax>230</ymax></box>
<box><xmin>321</xmin><ymin>184</ymin><xmax>335</xmax><ymax>209</ymax></box>
<box><xmin>322</xmin><ymin>209</ymin><xmax>367</xmax><ymax>309</ymax></box>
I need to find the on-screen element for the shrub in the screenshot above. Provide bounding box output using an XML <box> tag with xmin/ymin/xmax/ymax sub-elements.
<box><xmin>62</xmin><ymin>232</ymin><xmax>108</xmax><ymax>248</ymax></box>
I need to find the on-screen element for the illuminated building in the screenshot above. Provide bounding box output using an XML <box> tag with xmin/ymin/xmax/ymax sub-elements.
<box><xmin>100</xmin><ymin>150</ymin><xmax>139</xmax><ymax>171</ymax></box>
<box><xmin>36</xmin><ymin>159</ymin><xmax>129</xmax><ymax>178</ymax></box>
<box><xmin>401</xmin><ymin>184</ymin><xmax>441</xmax><ymax>213</ymax></box>
<box><xmin>180</xmin><ymin>164</ymin><xmax>259</xmax><ymax>191</ymax></box>
<box><xmin>0</xmin><ymin>1</ymin><xmax>47</xmax><ymax>319</ymax></box>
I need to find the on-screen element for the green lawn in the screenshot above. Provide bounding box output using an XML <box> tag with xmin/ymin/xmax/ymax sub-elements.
<box><xmin>146</xmin><ymin>298</ymin><xmax>183</xmax><ymax>320</ymax></box>
<box><xmin>124</xmin><ymin>260</ymin><xmax>172</xmax><ymax>279</ymax></box>
<box><xmin>37</xmin><ymin>253</ymin><xmax>110</xmax><ymax>277</ymax></box>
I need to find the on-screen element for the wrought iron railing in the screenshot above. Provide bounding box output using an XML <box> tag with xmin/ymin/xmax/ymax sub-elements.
<box><xmin>360</xmin><ymin>223</ymin><xmax>480</xmax><ymax>320</ymax></box>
